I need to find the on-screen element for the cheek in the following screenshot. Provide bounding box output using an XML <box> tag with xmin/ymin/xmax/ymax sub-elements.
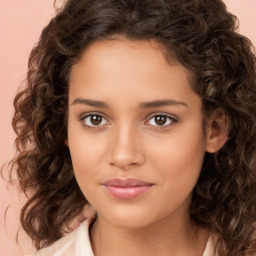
<box><xmin>68</xmin><ymin>135</ymin><xmax>106</xmax><ymax>207</ymax></box>
<box><xmin>70</xmin><ymin>138</ymin><xmax>104</xmax><ymax>168</ymax></box>
<box><xmin>147</xmin><ymin>122</ymin><xmax>206</xmax><ymax>188</ymax></box>
<box><xmin>67</xmin><ymin>125</ymin><xmax>107</xmax><ymax>189</ymax></box>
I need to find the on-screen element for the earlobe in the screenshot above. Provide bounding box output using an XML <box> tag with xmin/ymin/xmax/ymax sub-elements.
<box><xmin>64</xmin><ymin>139</ymin><xmax>69</xmax><ymax>147</ymax></box>
<box><xmin>205</xmin><ymin>109</ymin><xmax>229</xmax><ymax>153</ymax></box>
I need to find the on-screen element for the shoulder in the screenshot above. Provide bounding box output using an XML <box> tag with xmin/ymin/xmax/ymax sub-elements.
<box><xmin>202</xmin><ymin>233</ymin><xmax>218</xmax><ymax>256</ymax></box>
<box><xmin>27</xmin><ymin>216</ymin><xmax>95</xmax><ymax>256</ymax></box>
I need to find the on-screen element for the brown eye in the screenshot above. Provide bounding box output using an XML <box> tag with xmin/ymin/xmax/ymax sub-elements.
<box><xmin>147</xmin><ymin>114</ymin><xmax>175</xmax><ymax>127</ymax></box>
<box><xmin>90</xmin><ymin>115</ymin><xmax>102</xmax><ymax>125</ymax></box>
<box><xmin>82</xmin><ymin>114</ymin><xmax>108</xmax><ymax>127</ymax></box>
<box><xmin>155</xmin><ymin>116</ymin><xmax>167</xmax><ymax>126</ymax></box>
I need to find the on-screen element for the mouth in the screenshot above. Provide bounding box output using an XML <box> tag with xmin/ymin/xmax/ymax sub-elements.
<box><xmin>102</xmin><ymin>178</ymin><xmax>154</xmax><ymax>200</ymax></box>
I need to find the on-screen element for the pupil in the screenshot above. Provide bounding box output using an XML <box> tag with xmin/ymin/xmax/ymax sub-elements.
<box><xmin>155</xmin><ymin>116</ymin><xmax>166</xmax><ymax>125</ymax></box>
<box><xmin>91</xmin><ymin>115</ymin><xmax>102</xmax><ymax>125</ymax></box>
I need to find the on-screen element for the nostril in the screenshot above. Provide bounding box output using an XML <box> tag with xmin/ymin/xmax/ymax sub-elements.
<box><xmin>108</xmin><ymin>152</ymin><xmax>145</xmax><ymax>169</ymax></box>
<box><xmin>107</xmin><ymin>130</ymin><xmax>145</xmax><ymax>168</ymax></box>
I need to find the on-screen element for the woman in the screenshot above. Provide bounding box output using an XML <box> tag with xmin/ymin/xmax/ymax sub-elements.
<box><xmin>7</xmin><ymin>0</ymin><xmax>256</xmax><ymax>255</ymax></box>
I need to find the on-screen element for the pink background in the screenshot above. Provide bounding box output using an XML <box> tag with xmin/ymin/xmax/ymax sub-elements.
<box><xmin>0</xmin><ymin>0</ymin><xmax>255</xmax><ymax>255</ymax></box>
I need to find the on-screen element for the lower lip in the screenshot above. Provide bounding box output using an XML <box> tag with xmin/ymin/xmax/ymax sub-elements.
<box><xmin>103</xmin><ymin>185</ymin><xmax>153</xmax><ymax>200</ymax></box>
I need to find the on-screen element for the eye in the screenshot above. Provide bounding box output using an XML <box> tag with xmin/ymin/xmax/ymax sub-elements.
<box><xmin>146</xmin><ymin>114</ymin><xmax>176</xmax><ymax>127</ymax></box>
<box><xmin>81</xmin><ymin>114</ymin><xmax>109</xmax><ymax>127</ymax></box>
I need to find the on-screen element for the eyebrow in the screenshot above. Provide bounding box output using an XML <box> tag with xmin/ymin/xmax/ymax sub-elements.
<box><xmin>140</xmin><ymin>99</ymin><xmax>188</xmax><ymax>108</ymax></box>
<box><xmin>71</xmin><ymin>98</ymin><xmax>188</xmax><ymax>108</ymax></box>
<box><xmin>72</xmin><ymin>98</ymin><xmax>109</xmax><ymax>108</ymax></box>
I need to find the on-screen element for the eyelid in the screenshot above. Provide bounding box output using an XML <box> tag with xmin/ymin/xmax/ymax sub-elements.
<box><xmin>79</xmin><ymin>111</ymin><xmax>178</xmax><ymax>129</ymax></box>
<box><xmin>144</xmin><ymin>112</ymin><xmax>178</xmax><ymax>128</ymax></box>
<box><xmin>79</xmin><ymin>112</ymin><xmax>111</xmax><ymax>128</ymax></box>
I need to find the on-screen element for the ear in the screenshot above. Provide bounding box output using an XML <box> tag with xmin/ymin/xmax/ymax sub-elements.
<box><xmin>205</xmin><ymin>108</ymin><xmax>230</xmax><ymax>153</ymax></box>
<box><xmin>64</xmin><ymin>139</ymin><xmax>69</xmax><ymax>147</ymax></box>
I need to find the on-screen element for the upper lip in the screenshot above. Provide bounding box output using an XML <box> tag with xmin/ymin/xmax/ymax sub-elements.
<box><xmin>102</xmin><ymin>178</ymin><xmax>153</xmax><ymax>187</ymax></box>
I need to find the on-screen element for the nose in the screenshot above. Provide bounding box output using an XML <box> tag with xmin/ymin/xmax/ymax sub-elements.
<box><xmin>107</xmin><ymin>124</ymin><xmax>145</xmax><ymax>169</ymax></box>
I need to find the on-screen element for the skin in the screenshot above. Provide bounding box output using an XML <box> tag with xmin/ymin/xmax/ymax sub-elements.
<box><xmin>67</xmin><ymin>37</ymin><xmax>227</xmax><ymax>256</ymax></box>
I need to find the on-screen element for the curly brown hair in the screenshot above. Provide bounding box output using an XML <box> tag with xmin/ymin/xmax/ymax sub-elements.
<box><xmin>3</xmin><ymin>0</ymin><xmax>256</xmax><ymax>255</ymax></box>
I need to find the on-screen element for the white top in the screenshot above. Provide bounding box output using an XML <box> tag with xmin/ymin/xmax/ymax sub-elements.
<box><xmin>28</xmin><ymin>216</ymin><xmax>217</xmax><ymax>256</ymax></box>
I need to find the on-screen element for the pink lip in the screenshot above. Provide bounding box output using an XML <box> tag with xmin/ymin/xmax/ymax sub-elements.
<box><xmin>102</xmin><ymin>178</ymin><xmax>154</xmax><ymax>200</ymax></box>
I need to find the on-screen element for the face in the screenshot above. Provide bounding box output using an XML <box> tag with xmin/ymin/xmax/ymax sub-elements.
<box><xmin>67</xmin><ymin>37</ymin><xmax>207</xmax><ymax>229</ymax></box>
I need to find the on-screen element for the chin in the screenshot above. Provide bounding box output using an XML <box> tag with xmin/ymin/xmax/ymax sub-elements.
<box><xmin>99</xmin><ymin>205</ymin><xmax>159</xmax><ymax>229</ymax></box>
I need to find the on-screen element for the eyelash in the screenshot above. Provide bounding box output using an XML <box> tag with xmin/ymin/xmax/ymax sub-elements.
<box><xmin>80</xmin><ymin>112</ymin><xmax>109</xmax><ymax>129</ymax></box>
<box><xmin>145</xmin><ymin>113</ymin><xmax>177</xmax><ymax>129</ymax></box>
<box><xmin>80</xmin><ymin>112</ymin><xmax>178</xmax><ymax>130</ymax></box>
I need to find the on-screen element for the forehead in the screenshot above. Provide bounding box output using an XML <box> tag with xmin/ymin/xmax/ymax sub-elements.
<box><xmin>68</xmin><ymin>37</ymin><xmax>199</xmax><ymax>110</ymax></box>
<box><xmin>71</xmin><ymin>38</ymin><xmax>170</xmax><ymax>79</ymax></box>
<box><xmin>70</xmin><ymin>37</ymin><xmax>195</xmax><ymax>85</ymax></box>
<box><xmin>75</xmin><ymin>36</ymin><xmax>171</xmax><ymax>65</ymax></box>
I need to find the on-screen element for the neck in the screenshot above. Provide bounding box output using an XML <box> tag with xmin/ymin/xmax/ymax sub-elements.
<box><xmin>89</xmin><ymin>212</ymin><xmax>209</xmax><ymax>256</ymax></box>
